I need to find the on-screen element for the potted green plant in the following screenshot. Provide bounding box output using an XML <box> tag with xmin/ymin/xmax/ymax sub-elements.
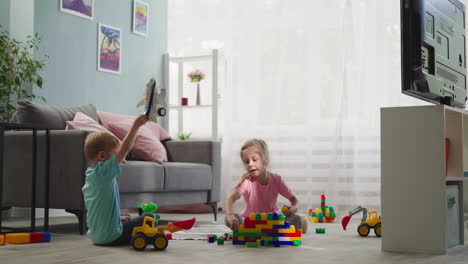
<box><xmin>0</xmin><ymin>26</ymin><xmax>48</xmax><ymax>122</ymax></box>
<box><xmin>177</xmin><ymin>132</ymin><xmax>192</xmax><ymax>140</ymax></box>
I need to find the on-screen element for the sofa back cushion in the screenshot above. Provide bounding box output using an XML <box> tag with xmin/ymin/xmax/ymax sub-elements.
<box><xmin>97</xmin><ymin>111</ymin><xmax>171</xmax><ymax>140</ymax></box>
<box><xmin>107</xmin><ymin>120</ymin><xmax>168</xmax><ymax>163</ymax></box>
<box><xmin>15</xmin><ymin>100</ymin><xmax>99</xmax><ymax>130</ymax></box>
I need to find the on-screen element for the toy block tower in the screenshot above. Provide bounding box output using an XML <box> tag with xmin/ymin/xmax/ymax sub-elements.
<box><xmin>309</xmin><ymin>194</ymin><xmax>336</xmax><ymax>223</ymax></box>
<box><xmin>232</xmin><ymin>212</ymin><xmax>302</xmax><ymax>247</ymax></box>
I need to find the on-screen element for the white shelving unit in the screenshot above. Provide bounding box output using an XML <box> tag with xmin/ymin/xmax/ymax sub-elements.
<box><xmin>163</xmin><ymin>50</ymin><xmax>219</xmax><ymax>140</ymax></box>
<box><xmin>381</xmin><ymin>104</ymin><xmax>468</xmax><ymax>254</ymax></box>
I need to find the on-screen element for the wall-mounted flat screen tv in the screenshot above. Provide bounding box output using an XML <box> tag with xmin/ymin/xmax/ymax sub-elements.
<box><xmin>401</xmin><ymin>0</ymin><xmax>467</xmax><ymax>108</ymax></box>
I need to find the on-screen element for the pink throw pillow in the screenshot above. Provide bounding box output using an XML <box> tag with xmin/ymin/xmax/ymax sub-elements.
<box><xmin>66</xmin><ymin>112</ymin><xmax>110</xmax><ymax>133</ymax></box>
<box><xmin>98</xmin><ymin>111</ymin><xmax>171</xmax><ymax>140</ymax></box>
<box><xmin>107</xmin><ymin>120</ymin><xmax>168</xmax><ymax>163</ymax></box>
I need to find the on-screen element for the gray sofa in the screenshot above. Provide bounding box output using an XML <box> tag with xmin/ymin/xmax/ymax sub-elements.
<box><xmin>2</xmin><ymin>100</ymin><xmax>221</xmax><ymax>234</ymax></box>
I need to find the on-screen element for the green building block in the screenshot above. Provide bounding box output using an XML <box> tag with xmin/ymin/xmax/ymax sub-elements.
<box><xmin>246</xmin><ymin>242</ymin><xmax>259</xmax><ymax>247</ymax></box>
<box><xmin>267</xmin><ymin>212</ymin><xmax>273</xmax><ymax>220</ymax></box>
<box><xmin>315</xmin><ymin>228</ymin><xmax>326</xmax><ymax>234</ymax></box>
<box><xmin>278</xmin><ymin>213</ymin><xmax>285</xmax><ymax>220</ymax></box>
<box><xmin>233</xmin><ymin>232</ymin><xmax>268</xmax><ymax>237</ymax></box>
<box><xmin>292</xmin><ymin>240</ymin><xmax>301</xmax><ymax>246</ymax></box>
<box><xmin>318</xmin><ymin>212</ymin><xmax>324</xmax><ymax>221</ymax></box>
<box><xmin>256</xmin><ymin>213</ymin><xmax>262</xmax><ymax>220</ymax></box>
<box><xmin>217</xmin><ymin>238</ymin><xmax>224</xmax><ymax>245</ymax></box>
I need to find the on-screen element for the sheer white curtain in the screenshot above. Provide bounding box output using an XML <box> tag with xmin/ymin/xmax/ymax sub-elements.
<box><xmin>168</xmin><ymin>0</ymin><xmax>428</xmax><ymax>214</ymax></box>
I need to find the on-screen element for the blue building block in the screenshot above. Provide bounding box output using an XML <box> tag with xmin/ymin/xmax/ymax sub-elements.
<box><xmin>272</xmin><ymin>222</ymin><xmax>290</xmax><ymax>229</ymax></box>
<box><xmin>272</xmin><ymin>213</ymin><xmax>278</xmax><ymax>220</ymax></box>
<box><xmin>232</xmin><ymin>240</ymin><xmax>246</xmax><ymax>245</ymax></box>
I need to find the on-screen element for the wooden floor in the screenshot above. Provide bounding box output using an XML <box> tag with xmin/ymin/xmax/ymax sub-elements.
<box><xmin>1</xmin><ymin>213</ymin><xmax>468</xmax><ymax>264</ymax></box>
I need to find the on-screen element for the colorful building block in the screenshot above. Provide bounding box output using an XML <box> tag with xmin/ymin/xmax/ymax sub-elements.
<box><xmin>165</xmin><ymin>233</ymin><xmax>172</xmax><ymax>240</ymax></box>
<box><xmin>232</xmin><ymin>213</ymin><xmax>301</xmax><ymax>247</ymax></box>
<box><xmin>316</xmin><ymin>228</ymin><xmax>326</xmax><ymax>234</ymax></box>
<box><xmin>0</xmin><ymin>234</ymin><xmax>4</xmax><ymax>246</ymax></box>
<box><xmin>30</xmin><ymin>232</ymin><xmax>43</xmax><ymax>243</ymax></box>
<box><xmin>208</xmin><ymin>235</ymin><xmax>217</xmax><ymax>243</ymax></box>
<box><xmin>217</xmin><ymin>237</ymin><xmax>224</xmax><ymax>245</ymax></box>
<box><xmin>246</xmin><ymin>241</ymin><xmax>259</xmax><ymax>247</ymax></box>
<box><xmin>6</xmin><ymin>233</ymin><xmax>30</xmax><ymax>244</ymax></box>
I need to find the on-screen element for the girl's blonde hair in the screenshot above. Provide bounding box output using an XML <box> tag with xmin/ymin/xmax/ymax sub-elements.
<box><xmin>236</xmin><ymin>138</ymin><xmax>270</xmax><ymax>188</ymax></box>
<box><xmin>84</xmin><ymin>132</ymin><xmax>120</xmax><ymax>161</ymax></box>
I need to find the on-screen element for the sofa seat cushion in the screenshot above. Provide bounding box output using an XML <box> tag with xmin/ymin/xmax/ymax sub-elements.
<box><xmin>163</xmin><ymin>162</ymin><xmax>212</xmax><ymax>191</ymax></box>
<box><xmin>118</xmin><ymin>161</ymin><xmax>164</xmax><ymax>192</ymax></box>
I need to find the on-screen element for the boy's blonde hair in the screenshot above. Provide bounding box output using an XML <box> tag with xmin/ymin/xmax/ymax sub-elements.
<box><xmin>236</xmin><ymin>138</ymin><xmax>270</xmax><ymax>188</ymax></box>
<box><xmin>84</xmin><ymin>132</ymin><xmax>120</xmax><ymax>161</ymax></box>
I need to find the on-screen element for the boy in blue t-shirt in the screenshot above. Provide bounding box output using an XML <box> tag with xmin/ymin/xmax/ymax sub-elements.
<box><xmin>82</xmin><ymin>114</ymin><xmax>151</xmax><ymax>245</ymax></box>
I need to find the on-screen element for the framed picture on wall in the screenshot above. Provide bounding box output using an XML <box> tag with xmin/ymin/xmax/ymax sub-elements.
<box><xmin>133</xmin><ymin>0</ymin><xmax>149</xmax><ymax>37</ymax></box>
<box><xmin>97</xmin><ymin>24</ymin><xmax>122</xmax><ymax>74</ymax></box>
<box><xmin>60</xmin><ymin>0</ymin><xmax>94</xmax><ymax>20</ymax></box>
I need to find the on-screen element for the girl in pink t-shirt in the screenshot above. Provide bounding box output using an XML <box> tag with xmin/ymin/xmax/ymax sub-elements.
<box><xmin>224</xmin><ymin>139</ymin><xmax>307</xmax><ymax>233</ymax></box>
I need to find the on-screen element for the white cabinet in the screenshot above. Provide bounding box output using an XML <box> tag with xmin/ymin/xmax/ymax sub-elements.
<box><xmin>163</xmin><ymin>49</ymin><xmax>219</xmax><ymax>140</ymax></box>
<box><xmin>381</xmin><ymin>105</ymin><xmax>467</xmax><ymax>254</ymax></box>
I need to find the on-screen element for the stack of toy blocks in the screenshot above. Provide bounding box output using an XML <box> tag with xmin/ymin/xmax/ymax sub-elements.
<box><xmin>232</xmin><ymin>212</ymin><xmax>301</xmax><ymax>247</ymax></box>
<box><xmin>309</xmin><ymin>194</ymin><xmax>336</xmax><ymax>223</ymax></box>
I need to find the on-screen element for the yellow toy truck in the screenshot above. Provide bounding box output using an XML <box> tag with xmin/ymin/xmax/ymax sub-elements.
<box><xmin>131</xmin><ymin>216</ymin><xmax>195</xmax><ymax>251</ymax></box>
<box><xmin>341</xmin><ymin>206</ymin><xmax>382</xmax><ymax>237</ymax></box>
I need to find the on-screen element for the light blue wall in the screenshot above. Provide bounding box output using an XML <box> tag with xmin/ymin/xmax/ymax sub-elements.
<box><xmin>10</xmin><ymin>0</ymin><xmax>34</xmax><ymax>42</ymax></box>
<box><xmin>0</xmin><ymin>0</ymin><xmax>10</xmax><ymax>31</ymax></box>
<box><xmin>34</xmin><ymin>0</ymin><xmax>168</xmax><ymax>116</ymax></box>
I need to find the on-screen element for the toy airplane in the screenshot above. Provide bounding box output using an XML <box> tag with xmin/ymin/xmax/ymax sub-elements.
<box><xmin>136</xmin><ymin>78</ymin><xmax>167</xmax><ymax>122</ymax></box>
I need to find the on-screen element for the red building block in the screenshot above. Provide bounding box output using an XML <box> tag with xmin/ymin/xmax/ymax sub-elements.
<box><xmin>261</xmin><ymin>229</ymin><xmax>279</xmax><ymax>233</ymax></box>
<box><xmin>30</xmin><ymin>232</ymin><xmax>44</xmax><ymax>243</ymax></box>
<box><xmin>243</xmin><ymin>218</ymin><xmax>267</xmax><ymax>228</ymax></box>
<box><xmin>283</xmin><ymin>230</ymin><xmax>302</xmax><ymax>237</ymax></box>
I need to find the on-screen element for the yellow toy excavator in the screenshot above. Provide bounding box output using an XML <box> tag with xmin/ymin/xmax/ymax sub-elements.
<box><xmin>131</xmin><ymin>216</ymin><xmax>196</xmax><ymax>251</ymax></box>
<box><xmin>341</xmin><ymin>206</ymin><xmax>382</xmax><ymax>237</ymax></box>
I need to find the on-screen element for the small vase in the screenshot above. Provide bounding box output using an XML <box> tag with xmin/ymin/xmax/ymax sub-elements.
<box><xmin>196</xmin><ymin>82</ymin><xmax>201</xmax><ymax>105</ymax></box>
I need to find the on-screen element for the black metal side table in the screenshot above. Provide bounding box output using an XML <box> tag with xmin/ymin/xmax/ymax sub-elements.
<box><xmin>0</xmin><ymin>122</ymin><xmax>50</xmax><ymax>233</ymax></box>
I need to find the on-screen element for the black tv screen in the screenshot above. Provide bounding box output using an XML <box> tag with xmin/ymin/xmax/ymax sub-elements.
<box><xmin>401</xmin><ymin>0</ymin><xmax>467</xmax><ymax>108</ymax></box>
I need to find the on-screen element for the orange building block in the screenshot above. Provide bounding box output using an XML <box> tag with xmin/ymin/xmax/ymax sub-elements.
<box><xmin>0</xmin><ymin>234</ymin><xmax>4</xmax><ymax>246</ymax></box>
<box><xmin>6</xmin><ymin>233</ymin><xmax>30</xmax><ymax>244</ymax></box>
